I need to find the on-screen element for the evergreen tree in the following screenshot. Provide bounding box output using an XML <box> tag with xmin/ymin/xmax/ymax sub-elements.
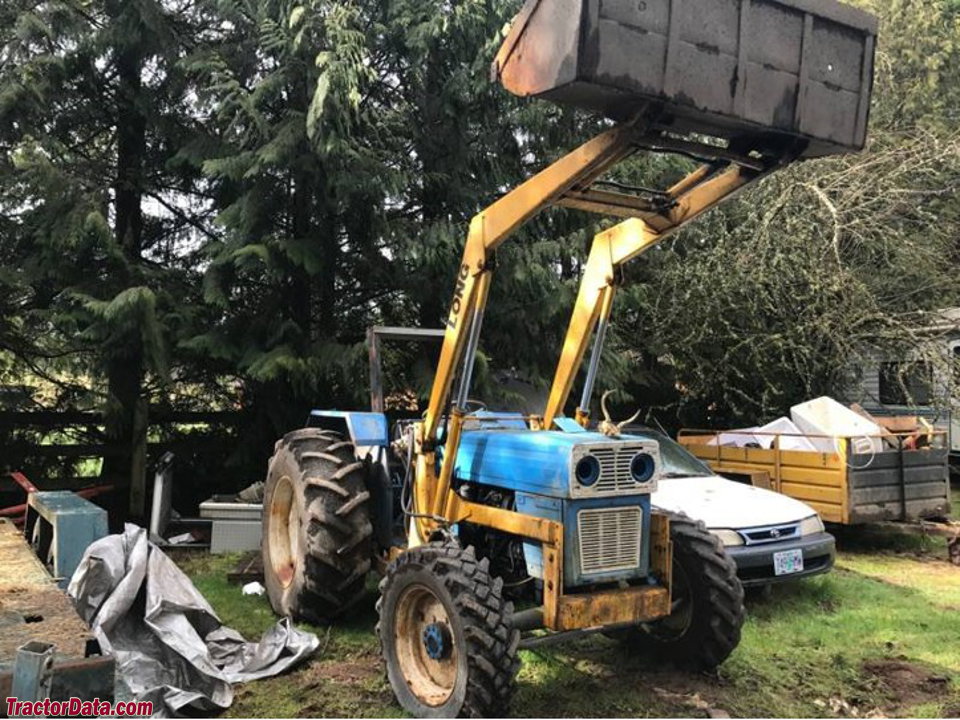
<box><xmin>188</xmin><ymin>0</ymin><xmax>601</xmax><ymax>446</ymax></box>
<box><xmin>0</xmin><ymin>0</ymin><xmax>212</xmax><ymax>513</ymax></box>
<box><xmin>1</xmin><ymin>0</ymin><xmax>957</xmax><ymax>512</ymax></box>
<box><xmin>613</xmin><ymin>0</ymin><xmax>960</xmax><ymax>428</ymax></box>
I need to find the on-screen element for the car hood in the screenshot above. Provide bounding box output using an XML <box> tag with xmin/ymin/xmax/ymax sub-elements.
<box><xmin>652</xmin><ymin>475</ymin><xmax>818</xmax><ymax>528</ymax></box>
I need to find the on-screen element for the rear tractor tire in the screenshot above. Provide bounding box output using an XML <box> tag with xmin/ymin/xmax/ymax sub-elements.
<box><xmin>616</xmin><ymin>513</ymin><xmax>745</xmax><ymax>670</ymax></box>
<box><xmin>262</xmin><ymin>427</ymin><xmax>373</xmax><ymax>624</ymax></box>
<box><xmin>376</xmin><ymin>542</ymin><xmax>520</xmax><ymax>717</ymax></box>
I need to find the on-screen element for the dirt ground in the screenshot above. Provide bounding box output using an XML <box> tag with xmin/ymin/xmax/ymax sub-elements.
<box><xmin>176</xmin><ymin>531</ymin><xmax>960</xmax><ymax>718</ymax></box>
<box><xmin>861</xmin><ymin>659</ymin><xmax>952</xmax><ymax>716</ymax></box>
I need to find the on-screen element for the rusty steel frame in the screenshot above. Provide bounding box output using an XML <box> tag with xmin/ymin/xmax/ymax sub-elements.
<box><xmin>0</xmin><ymin>518</ymin><xmax>115</xmax><ymax>703</ymax></box>
<box><xmin>367</xmin><ymin>326</ymin><xmax>446</xmax><ymax>413</ymax></box>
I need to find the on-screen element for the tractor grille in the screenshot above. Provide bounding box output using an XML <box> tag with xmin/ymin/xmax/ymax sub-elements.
<box><xmin>591</xmin><ymin>447</ymin><xmax>638</xmax><ymax>494</ymax></box>
<box><xmin>577</xmin><ymin>506</ymin><xmax>642</xmax><ymax>575</ymax></box>
<box><xmin>570</xmin><ymin>443</ymin><xmax>658</xmax><ymax>498</ymax></box>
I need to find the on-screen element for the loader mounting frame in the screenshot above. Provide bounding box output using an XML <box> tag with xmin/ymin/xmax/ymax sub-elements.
<box><xmin>407</xmin><ymin>116</ymin><xmax>795</xmax><ymax>632</ymax></box>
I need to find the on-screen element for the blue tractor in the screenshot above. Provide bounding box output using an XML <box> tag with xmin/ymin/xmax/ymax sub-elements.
<box><xmin>261</xmin><ymin>0</ymin><xmax>877</xmax><ymax>715</ymax></box>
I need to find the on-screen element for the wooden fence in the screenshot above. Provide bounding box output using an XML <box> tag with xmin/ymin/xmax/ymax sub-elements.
<box><xmin>0</xmin><ymin>410</ymin><xmax>247</xmax><ymax>521</ymax></box>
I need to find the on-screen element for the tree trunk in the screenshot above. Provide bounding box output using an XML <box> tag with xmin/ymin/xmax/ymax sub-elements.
<box><xmin>290</xmin><ymin>68</ymin><xmax>322</xmax><ymax>344</ymax></box>
<box><xmin>314</xmin><ymin>196</ymin><xmax>338</xmax><ymax>338</ymax></box>
<box><xmin>100</xmin><ymin>3</ymin><xmax>148</xmax><ymax>520</ymax></box>
<box><xmin>290</xmin><ymin>169</ymin><xmax>315</xmax><ymax>340</ymax></box>
<box><xmin>416</xmin><ymin>43</ymin><xmax>453</xmax><ymax>353</ymax></box>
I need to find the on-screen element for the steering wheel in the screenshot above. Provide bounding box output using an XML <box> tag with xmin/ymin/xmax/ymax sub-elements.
<box><xmin>462</xmin><ymin>399</ymin><xmax>487</xmax><ymax>414</ymax></box>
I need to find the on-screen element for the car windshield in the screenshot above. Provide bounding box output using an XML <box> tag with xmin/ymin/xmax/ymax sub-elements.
<box><xmin>625</xmin><ymin>428</ymin><xmax>712</xmax><ymax>478</ymax></box>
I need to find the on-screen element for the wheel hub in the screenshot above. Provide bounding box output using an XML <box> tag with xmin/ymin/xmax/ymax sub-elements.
<box><xmin>393</xmin><ymin>584</ymin><xmax>458</xmax><ymax>706</ymax></box>
<box><xmin>422</xmin><ymin>622</ymin><xmax>450</xmax><ymax>660</ymax></box>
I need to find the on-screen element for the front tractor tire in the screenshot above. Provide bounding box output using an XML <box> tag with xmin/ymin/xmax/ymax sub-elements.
<box><xmin>618</xmin><ymin>513</ymin><xmax>745</xmax><ymax>670</ymax></box>
<box><xmin>262</xmin><ymin>428</ymin><xmax>373</xmax><ymax>624</ymax></box>
<box><xmin>376</xmin><ymin>542</ymin><xmax>520</xmax><ymax>718</ymax></box>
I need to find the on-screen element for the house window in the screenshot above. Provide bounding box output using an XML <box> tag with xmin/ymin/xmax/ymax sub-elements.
<box><xmin>879</xmin><ymin>361</ymin><xmax>932</xmax><ymax>405</ymax></box>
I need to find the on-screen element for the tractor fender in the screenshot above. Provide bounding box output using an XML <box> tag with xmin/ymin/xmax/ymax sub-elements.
<box><xmin>307</xmin><ymin>410</ymin><xmax>389</xmax><ymax>447</ymax></box>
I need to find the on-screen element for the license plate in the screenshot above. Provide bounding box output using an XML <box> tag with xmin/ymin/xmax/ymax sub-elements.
<box><xmin>773</xmin><ymin>548</ymin><xmax>804</xmax><ymax>576</ymax></box>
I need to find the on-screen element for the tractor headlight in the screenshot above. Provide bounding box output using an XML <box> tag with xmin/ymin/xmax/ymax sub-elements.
<box><xmin>710</xmin><ymin>529</ymin><xmax>744</xmax><ymax>546</ymax></box>
<box><xmin>629</xmin><ymin>453</ymin><xmax>656</xmax><ymax>484</ymax></box>
<box><xmin>574</xmin><ymin>455</ymin><xmax>601</xmax><ymax>487</ymax></box>
<box><xmin>799</xmin><ymin>514</ymin><xmax>825</xmax><ymax>536</ymax></box>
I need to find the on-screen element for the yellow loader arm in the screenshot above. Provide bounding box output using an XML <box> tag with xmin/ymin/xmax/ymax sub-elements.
<box><xmin>542</xmin><ymin>158</ymin><xmax>783</xmax><ymax>430</ymax></box>
<box><xmin>412</xmin><ymin>120</ymin><xmax>642</xmax><ymax>542</ymax></box>
<box><xmin>413</xmin><ymin>116</ymin><xmax>796</xmax><ymax>546</ymax></box>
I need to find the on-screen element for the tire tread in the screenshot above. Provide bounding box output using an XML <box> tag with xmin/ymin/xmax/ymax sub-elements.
<box><xmin>376</xmin><ymin>542</ymin><xmax>520</xmax><ymax>717</ymax></box>
<box><xmin>262</xmin><ymin>429</ymin><xmax>372</xmax><ymax>624</ymax></box>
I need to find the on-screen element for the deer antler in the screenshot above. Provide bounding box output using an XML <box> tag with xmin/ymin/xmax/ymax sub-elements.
<box><xmin>616</xmin><ymin>408</ymin><xmax>641</xmax><ymax>434</ymax></box>
<box><xmin>597</xmin><ymin>390</ymin><xmax>641</xmax><ymax>438</ymax></box>
<box><xmin>600</xmin><ymin>390</ymin><xmax>614</xmax><ymax>423</ymax></box>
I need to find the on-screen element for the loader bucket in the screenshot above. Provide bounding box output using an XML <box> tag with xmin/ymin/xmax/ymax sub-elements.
<box><xmin>492</xmin><ymin>0</ymin><xmax>877</xmax><ymax>158</ymax></box>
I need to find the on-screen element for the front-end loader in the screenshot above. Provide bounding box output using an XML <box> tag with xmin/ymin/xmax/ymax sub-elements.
<box><xmin>261</xmin><ymin>0</ymin><xmax>877</xmax><ymax>715</ymax></box>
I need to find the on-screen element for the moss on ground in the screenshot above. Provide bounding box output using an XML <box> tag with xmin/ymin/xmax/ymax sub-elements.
<box><xmin>174</xmin><ymin>546</ymin><xmax>960</xmax><ymax>718</ymax></box>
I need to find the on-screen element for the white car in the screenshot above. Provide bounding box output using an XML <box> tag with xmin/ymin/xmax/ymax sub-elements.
<box><xmin>631</xmin><ymin>429</ymin><xmax>835</xmax><ymax>586</ymax></box>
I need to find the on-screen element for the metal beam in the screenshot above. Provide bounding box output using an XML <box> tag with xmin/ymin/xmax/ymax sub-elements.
<box><xmin>367</xmin><ymin>326</ymin><xmax>446</xmax><ymax>413</ymax></box>
<box><xmin>11</xmin><ymin>641</ymin><xmax>54</xmax><ymax>703</ymax></box>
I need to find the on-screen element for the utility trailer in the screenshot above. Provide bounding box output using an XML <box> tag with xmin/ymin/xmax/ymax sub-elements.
<box><xmin>678</xmin><ymin>430</ymin><xmax>951</xmax><ymax>524</ymax></box>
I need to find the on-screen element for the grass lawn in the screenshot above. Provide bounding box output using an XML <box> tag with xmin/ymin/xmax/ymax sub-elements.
<box><xmin>174</xmin><ymin>537</ymin><xmax>960</xmax><ymax>719</ymax></box>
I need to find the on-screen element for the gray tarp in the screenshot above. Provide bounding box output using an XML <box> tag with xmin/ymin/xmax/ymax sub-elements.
<box><xmin>67</xmin><ymin>524</ymin><xmax>319</xmax><ymax>716</ymax></box>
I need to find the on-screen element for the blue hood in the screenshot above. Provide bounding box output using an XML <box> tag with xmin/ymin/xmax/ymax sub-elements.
<box><xmin>452</xmin><ymin>428</ymin><xmax>620</xmax><ymax>497</ymax></box>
